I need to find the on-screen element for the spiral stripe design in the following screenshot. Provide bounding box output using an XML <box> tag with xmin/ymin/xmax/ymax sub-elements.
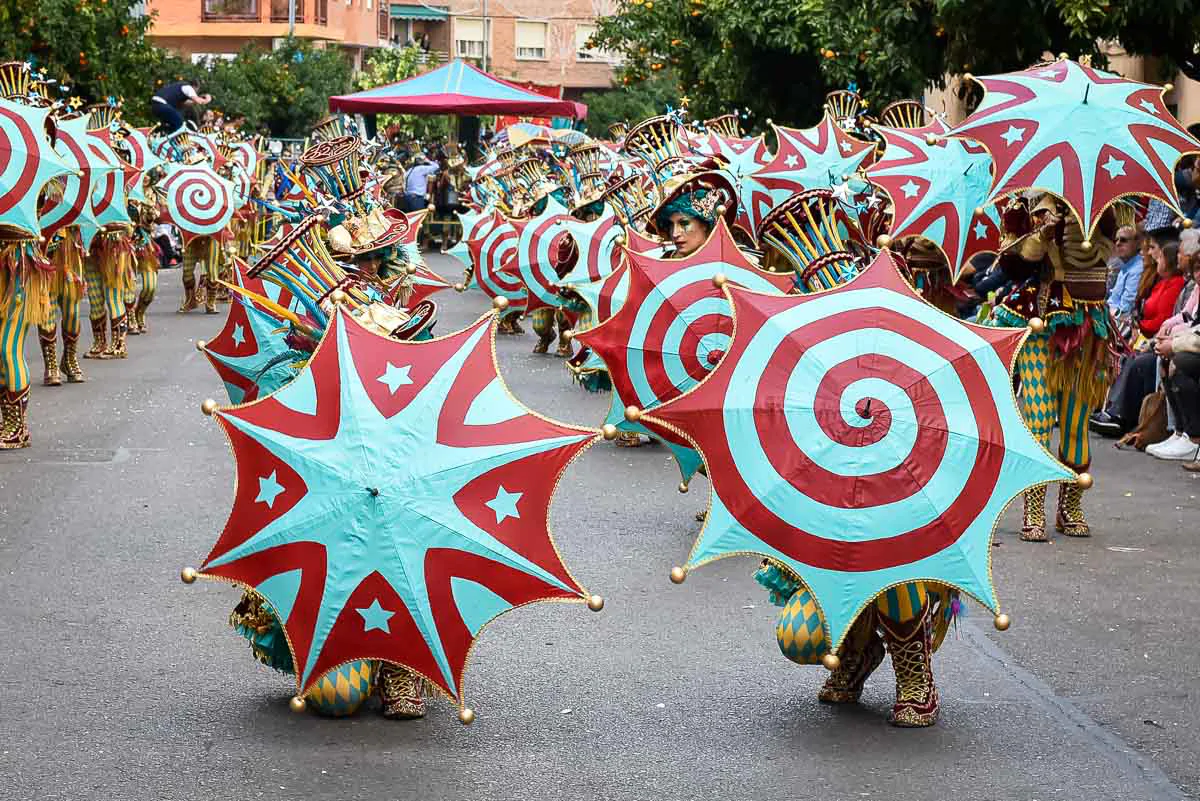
<box><xmin>573</xmin><ymin>215</ymin><xmax>623</xmax><ymax>282</ymax></box>
<box><xmin>159</xmin><ymin>164</ymin><xmax>235</xmax><ymax>238</ymax></box>
<box><xmin>86</xmin><ymin>138</ymin><xmax>129</xmax><ymax>227</ymax></box>
<box><xmin>39</xmin><ymin>126</ymin><xmax>91</xmax><ymax>237</ymax></box>
<box><xmin>513</xmin><ymin>214</ymin><xmax>570</xmax><ymax>308</ymax></box>
<box><xmin>0</xmin><ymin>104</ymin><xmax>43</xmax><ymax>218</ymax></box>
<box><xmin>475</xmin><ymin>222</ymin><xmax>526</xmax><ymax>308</ymax></box>
<box><xmin>719</xmin><ymin>286</ymin><xmax>1009</xmax><ymax>571</ymax></box>
<box><xmin>626</xmin><ymin>262</ymin><xmax>787</xmax><ymax>410</ymax></box>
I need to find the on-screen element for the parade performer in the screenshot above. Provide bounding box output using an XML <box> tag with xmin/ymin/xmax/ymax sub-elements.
<box><xmin>128</xmin><ymin>200</ymin><xmax>160</xmax><ymax>335</ymax></box>
<box><xmin>989</xmin><ymin>195</ymin><xmax>1120</xmax><ymax>541</ymax></box>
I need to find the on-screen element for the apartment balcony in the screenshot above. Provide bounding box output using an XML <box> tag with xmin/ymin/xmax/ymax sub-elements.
<box><xmin>201</xmin><ymin>0</ymin><xmax>259</xmax><ymax>19</ymax></box>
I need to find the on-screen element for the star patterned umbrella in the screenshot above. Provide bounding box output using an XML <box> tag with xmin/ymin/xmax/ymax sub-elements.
<box><xmin>643</xmin><ymin>249</ymin><xmax>1076</xmax><ymax>648</ymax></box>
<box><xmin>866</xmin><ymin>120</ymin><xmax>998</xmax><ymax>279</ymax></box>
<box><xmin>688</xmin><ymin>135</ymin><xmax>772</xmax><ymax>240</ymax></box>
<box><xmin>576</xmin><ymin>220</ymin><xmax>794</xmax><ymax>482</ymax></box>
<box><xmin>742</xmin><ymin>114</ymin><xmax>876</xmax><ymax>236</ymax></box>
<box><xmin>186</xmin><ymin>308</ymin><xmax>603</xmax><ymax>719</ymax></box>
<box><xmin>200</xmin><ymin>292</ymin><xmax>297</xmax><ymax>404</ymax></box>
<box><xmin>0</xmin><ymin>96</ymin><xmax>75</xmax><ymax>238</ymax></box>
<box><xmin>949</xmin><ymin>58</ymin><xmax>1200</xmax><ymax>239</ymax></box>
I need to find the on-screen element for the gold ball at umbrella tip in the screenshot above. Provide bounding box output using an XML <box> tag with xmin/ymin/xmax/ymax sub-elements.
<box><xmin>711</xmin><ymin>272</ymin><xmax>727</xmax><ymax>289</ymax></box>
<box><xmin>195</xmin><ymin>339</ymin><xmax>207</xmax><ymax>351</ymax></box>
<box><xmin>453</xmin><ymin>282</ymin><xmax>465</xmax><ymax>292</ymax></box>
<box><xmin>974</xmin><ymin>207</ymin><xmax>984</xmax><ymax>217</ymax></box>
<box><xmin>876</xmin><ymin>234</ymin><xmax>892</xmax><ymax>248</ymax></box>
<box><xmin>1182</xmin><ymin>217</ymin><xmax>1193</xmax><ymax>229</ymax></box>
<box><xmin>426</xmin><ymin>203</ymin><xmax>436</xmax><ymax>212</ymax></box>
<box><xmin>715</xmin><ymin>204</ymin><xmax>727</xmax><ymax>216</ymax></box>
<box><xmin>458</xmin><ymin>707</ymin><xmax>476</xmax><ymax>725</ymax></box>
<box><xmin>993</xmin><ymin>613</ymin><xmax>1011</xmax><ymax>631</ymax></box>
<box><xmin>329</xmin><ymin>288</ymin><xmax>349</xmax><ymax>306</ymax></box>
<box><xmin>624</xmin><ymin>405</ymin><xmax>642</xmax><ymax>422</ymax></box>
<box><xmin>962</xmin><ymin>72</ymin><xmax>974</xmax><ymax>83</ymax></box>
<box><xmin>678</xmin><ymin>481</ymin><xmax>689</xmax><ymax>494</ymax></box>
<box><xmin>601</xmin><ymin>423</ymin><xmax>619</xmax><ymax>440</ymax></box>
<box><xmin>821</xmin><ymin>653</ymin><xmax>841</xmax><ymax>671</ymax></box>
<box><xmin>1080</xmin><ymin>239</ymin><xmax>1092</xmax><ymax>251</ymax></box>
<box><xmin>492</xmin><ymin>295</ymin><xmax>509</xmax><ymax>311</ymax></box>
<box><xmin>1028</xmin><ymin>316</ymin><xmax>1046</xmax><ymax>334</ymax></box>
<box><xmin>1164</xmin><ymin>82</ymin><xmax>1174</xmax><ymax>93</ymax></box>
<box><xmin>200</xmin><ymin>398</ymin><xmax>218</xmax><ymax>416</ymax></box>
<box><xmin>586</xmin><ymin>594</ymin><xmax>605</xmax><ymax>611</ymax></box>
<box><xmin>561</xmin><ymin>329</ymin><xmax>575</xmax><ymax>343</ymax></box>
<box><xmin>289</xmin><ymin>695</ymin><xmax>307</xmax><ymax>713</ymax></box>
<box><xmin>765</xmin><ymin>118</ymin><xmax>773</xmax><ymax>127</ymax></box>
<box><xmin>1076</xmin><ymin>471</ymin><xmax>1094</xmax><ymax>490</ymax></box>
<box><xmin>180</xmin><ymin>566</ymin><xmax>198</xmax><ymax>584</ymax></box>
<box><xmin>669</xmin><ymin>566</ymin><xmax>687</xmax><ymax>584</ymax></box>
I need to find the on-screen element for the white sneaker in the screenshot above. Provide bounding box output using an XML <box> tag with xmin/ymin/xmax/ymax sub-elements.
<box><xmin>1150</xmin><ymin>435</ymin><xmax>1200</xmax><ymax>461</ymax></box>
<box><xmin>1146</xmin><ymin>432</ymin><xmax>1185</xmax><ymax>457</ymax></box>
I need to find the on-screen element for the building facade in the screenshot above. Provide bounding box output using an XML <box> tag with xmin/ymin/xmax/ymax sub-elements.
<box><xmin>144</xmin><ymin>0</ymin><xmax>390</xmax><ymax>69</ymax></box>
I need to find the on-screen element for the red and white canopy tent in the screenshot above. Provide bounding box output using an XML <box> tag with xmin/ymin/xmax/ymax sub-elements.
<box><xmin>328</xmin><ymin>59</ymin><xmax>587</xmax><ymax>119</ymax></box>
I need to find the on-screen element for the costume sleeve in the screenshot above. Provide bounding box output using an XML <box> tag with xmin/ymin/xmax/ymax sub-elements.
<box><xmin>1111</xmin><ymin>267</ymin><xmax>1138</xmax><ymax>314</ymax></box>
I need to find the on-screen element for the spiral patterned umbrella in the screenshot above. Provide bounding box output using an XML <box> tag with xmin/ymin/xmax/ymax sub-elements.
<box><xmin>157</xmin><ymin>162</ymin><xmax>236</xmax><ymax>245</ymax></box>
<box><xmin>558</xmin><ymin>206</ymin><xmax>624</xmax><ymax>287</ymax></box>
<box><xmin>39</xmin><ymin>115</ymin><xmax>116</xmax><ymax>239</ymax></box>
<box><xmin>867</xmin><ymin>120</ymin><xmax>997</xmax><ymax>280</ymax></box>
<box><xmin>0</xmin><ymin>97</ymin><xmax>75</xmax><ymax>238</ymax></box>
<box><xmin>96</xmin><ymin>126</ymin><xmax>163</xmax><ymax>207</ymax></box>
<box><xmin>645</xmin><ymin>250</ymin><xmax>1075</xmax><ymax>647</ymax></box>
<box><xmin>505</xmin><ymin>195</ymin><xmax>573</xmax><ymax>312</ymax></box>
<box><xmin>466</xmin><ymin>212</ymin><xmax>527</xmax><ymax>315</ymax></box>
<box><xmin>949</xmin><ymin>58</ymin><xmax>1200</xmax><ymax>239</ymax></box>
<box><xmin>446</xmin><ymin>206</ymin><xmax>495</xmax><ymax>274</ymax></box>
<box><xmin>577</xmin><ymin>220</ymin><xmax>794</xmax><ymax>481</ymax></box>
<box><xmin>77</xmin><ymin>131</ymin><xmax>133</xmax><ymax>249</ymax></box>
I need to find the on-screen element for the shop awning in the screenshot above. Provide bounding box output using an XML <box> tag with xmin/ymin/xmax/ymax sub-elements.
<box><xmin>390</xmin><ymin>3</ymin><xmax>448</xmax><ymax>20</ymax></box>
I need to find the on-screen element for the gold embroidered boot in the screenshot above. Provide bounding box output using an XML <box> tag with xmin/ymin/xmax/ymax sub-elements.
<box><xmin>39</xmin><ymin>328</ymin><xmax>62</xmax><ymax>386</ymax></box>
<box><xmin>60</xmin><ymin>332</ymin><xmax>86</xmax><ymax>383</ymax></box>
<box><xmin>0</xmin><ymin>388</ymin><xmax>31</xmax><ymax>449</ymax></box>
<box><xmin>819</xmin><ymin>608</ymin><xmax>885</xmax><ymax>704</ymax></box>
<box><xmin>1055</xmin><ymin>482</ymin><xmax>1090</xmax><ymax>537</ymax></box>
<box><xmin>879</xmin><ymin>605</ymin><xmax>939</xmax><ymax>727</ymax></box>
<box><xmin>105</xmin><ymin>314</ymin><xmax>128</xmax><ymax>359</ymax></box>
<box><xmin>84</xmin><ymin>316</ymin><xmax>108</xmax><ymax>359</ymax></box>
<box><xmin>1020</xmin><ymin>485</ymin><xmax>1048</xmax><ymax>542</ymax></box>
<box><xmin>378</xmin><ymin>664</ymin><xmax>426</xmax><ymax>720</ymax></box>
<box><xmin>178</xmin><ymin>274</ymin><xmax>198</xmax><ymax>313</ymax></box>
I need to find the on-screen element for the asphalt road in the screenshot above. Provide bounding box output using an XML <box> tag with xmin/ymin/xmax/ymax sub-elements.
<box><xmin>1</xmin><ymin>252</ymin><xmax>1196</xmax><ymax>801</ymax></box>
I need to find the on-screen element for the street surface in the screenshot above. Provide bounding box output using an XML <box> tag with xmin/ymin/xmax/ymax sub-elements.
<box><xmin>1</xmin><ymin>253</ymin><xmax>1197</xmax><ymax>801</ymax></box>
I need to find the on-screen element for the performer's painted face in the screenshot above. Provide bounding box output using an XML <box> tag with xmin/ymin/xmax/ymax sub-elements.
<box><xmin>668</xmin><ymin>212</ymin><xmax>709</xmax><ymax>258</ymax></box>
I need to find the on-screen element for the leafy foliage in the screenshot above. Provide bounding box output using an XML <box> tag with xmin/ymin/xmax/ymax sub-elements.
<box><xmin>0</xmin><ymin>0</ymin><xmax>186</xmax><ymax>126</ymax></box>
<box><xmin>594</xmin><ymin>0</ymin><xmax>1200</xmax><ymax>126</ymax></box>
<box><xmin>579</xmin><ymin>73</ymin><xmax>678</xmax><ymax>136</ymax></box>
<box><xmin>201</xmin><ymin>39</ymin><xmax>353</xmax><ymax>138</ymax></box>
<box><xmin>353</xmin><ymin>45</ymin><xmax>451</xmax><ymax>141</ymax></box>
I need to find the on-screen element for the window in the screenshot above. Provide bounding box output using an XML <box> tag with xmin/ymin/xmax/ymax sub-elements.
<box><xmin>314</xmin><ymin>0</ymin><xmax>327</xmax><ymax>23</ymax></box>
<box><xmin>455</xmin><ymin>18</ymin><xmax>488</xmax><ymax>60</ymax></box>
<box><xmin>202</xmin><ymin>0</ymin><xmax>258</xmax><ymax>19</ymax></box>
<box><xmin>575</xmin><ymin>23</ymin><xmax>600</xmax><ymax>60</ymax></box>
<box><xmin>376</xmin><ymin>0</ymin><xmax>388</xmax><ymax>38</ymax></box>
<box><xmin>269</xmin><ymin>0</ymin><xmax>303</xmax><ymax>22</ymax></box>
<box><xmin>515</xmin><ymin>20</ymin><xmax>548</xmax><ymax>60</ymax></box>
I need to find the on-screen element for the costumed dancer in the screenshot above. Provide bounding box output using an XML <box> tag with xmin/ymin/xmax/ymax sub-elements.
<box><xmin>178</xmin><ymin>235</ymin><xmax>222</xmax><ymax>315</ymax></box>
<box><xmin>989</xmin><ymin>194</ymin><xmax>1120</xmax><ymax>541</ymax></box>
<box><xmin>39</xmin><ymin>228</ymin><xmax>87</xmax><ymax>383</ymax></box>
<box><xmin>754</xmin><ymin>187</ymin><xmax>953</xmax><ymax>726</ymax></box>
<box><xmin>128</xmin><ymin>200</ymin><xmax>160</xmax><ymax>335</ymax></box>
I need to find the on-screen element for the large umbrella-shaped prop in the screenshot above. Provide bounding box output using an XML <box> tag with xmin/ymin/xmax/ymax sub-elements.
<box><xmin>558</xmin><ymin>207</ymin><xmax>625</xmax><ymax>286</ymax></box>
<box><xmin>866</xmin><ymin>119</ymin><xmax>1000</xmax><ymax>280</ymax></box>
<box><xmin>157</xmin><ymin>162</ymin><xmax>236</xmax><ymax>245</ymax></box>
<box><xmin>949</xmin><ymin>58</ymin><xmax>1200</xmax><ymax>239</ymax></box>
<box><xmin>386</xmin><ymin>208</ymin><xmax>453</xmax><ymax>307</ymax></box>
<box><xmin>576</xmin><ymin>220</ymin><xmax>794</xmax><ymax>481</ymax></box>
<box><xmin>38</xmin><ymin>114</ymin><xmax>116</xmax><ymax>239</ymax></box>
<box><xmin>504</xmin><ymin>195</ymin><xmax>573</xmax><ymax>312</ymax></box>
<box><xmin>96</xmin><ymin>126</ymin><xmax>164</xmax><ymax>206</ymax></box>
<box><xmin>741</xmin><ymin>114</ymin><xmax>876</xmax><ymax>237</ymax></box>
<box><xmin>466</xmin><ymin>213</ymin><xmax>527</xmax><ymax>316</ymax></box>
<box><xmin>643</xmin><ymin>249</ymin><xmax>1078</xmax><ymax>650</ymax></box>
<box><xmin>446</xmin><ymin>206</ymin><xmax>495</xmax><ymax>275</ymax></box>
<box><xmin>0</xmin><ymin>97</ymin><xmax>75</xmax><ymax>238</ymax></box>
<box><xmin>183</xmin><ymin>307</ymin><xmax>604</xmax><ymax>720</ymax></box>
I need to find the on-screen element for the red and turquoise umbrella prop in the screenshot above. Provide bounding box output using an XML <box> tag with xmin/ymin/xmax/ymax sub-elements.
<box><xmin>577</xmin><ymin>220</ymin><xmax>794</xmax><ymax>481</ymax></box>
<box><xmin>201</xmin><ymin>290</ymin><xmax>298</xmax><ymax>404</ymax></box>
<box><xmin>467</xmin><ymin>212</ymin><xmax>527</xmax><ymax>316</ymax></box>
<box><xmin>157</xmin><ymin>162</ymin><xmax>236</xmax><ymax>245</ymax></box>
<box><xmin>504</xmin><ymin>195</ymin><xmax>573</xmax><ymax>312</ymax></box>
<box><xmin>866</xmin><ymin>119</ymin><xmax>998</xmax><ymax>280</ymax></box>
<box><xmin>949</xmin><ymin>58</ymin><xmax>1200</xmax><ymax>238</ymax></box>
<box><xmin>558</xmin><ymin>206</ymin><xmax>625</xmax><ymax>286</ymax></box>
<box><xmin>0</xmin><ymin>96</ymin><xmax>75</xmax><ymax>238</ymax></box>
<box><xmin>39</xmin><ymin>114</ymin><xmax>116</xmax><ymax>239</ymax></box>
<box><xmin>446</xmin><ymin>206</ymin><xmax>495</xmax><ymax>275</ymax></box>
<box><xmin>185</xmin><ymin>308</ymin><xmax>603</xmax><ymax>720</ymax></box>
<box><xmin>644</xmin><ymin>249</ymin><xmax>1077</xmax><ymax>647</ymax></box>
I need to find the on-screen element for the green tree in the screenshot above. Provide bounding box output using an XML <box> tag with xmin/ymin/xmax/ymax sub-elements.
<box><xmin>0</xmin><ymin>0</ymin><xmax>182</xmax><ymax>125</ymax></box>
<box><xmin>594</xmin><ymin>0</ymin><xmax>1200</xmax><ymax>127</ymax></box>
<box><xmin>353</xmin><ymin>46</ymin><xmax>451</xmax><ymax>141</ymax></box>
<box><xmin>579</xmin><ymin>73</ymin><xmax>677</xmax><ymax>135</ymax></box>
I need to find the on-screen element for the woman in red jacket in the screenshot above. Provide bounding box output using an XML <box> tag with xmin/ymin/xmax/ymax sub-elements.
<box><xmin>1139</xmin><ymin>239</ymin><xmax>1185</xmax><ymax>338</ymax></box>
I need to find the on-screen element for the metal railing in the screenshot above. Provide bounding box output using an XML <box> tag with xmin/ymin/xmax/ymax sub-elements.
<box><xmin>269</xmin><ymin>0</ymin><xmax>303</xmax><ymax>22</ymax></box>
